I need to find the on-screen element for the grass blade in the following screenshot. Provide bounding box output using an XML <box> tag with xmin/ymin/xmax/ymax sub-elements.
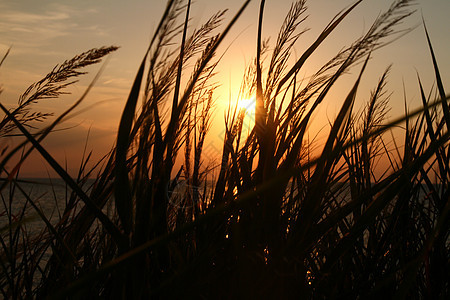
<box><xmin>423</xmin><ymin>20</ymin><xmax>450</xmax><ymax>129</ymax></box>
<box><xmin>114</xmin><ymin>0</ymin><xmax>177</xmax><ymax>236</ymax></box>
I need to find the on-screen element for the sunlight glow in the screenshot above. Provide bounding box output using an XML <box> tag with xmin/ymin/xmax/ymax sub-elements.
<box><xmin>237</xmin><ymin>96</ymin><xmax>256</xmax><ymax>132</ymax></box>
<box><xmin>237</xmin><ymin>96</ymin><xmax>256</xmax><ymax>117</ymax></box>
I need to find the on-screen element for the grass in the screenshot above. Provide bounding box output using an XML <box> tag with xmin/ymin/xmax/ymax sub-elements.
<box><xmin>1</xmin><ymin>0</ymin><xmax>449</xmax><ymax>298</ymax></box>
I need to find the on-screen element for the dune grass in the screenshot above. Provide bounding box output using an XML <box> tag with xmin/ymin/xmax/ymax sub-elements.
<box><xmin>1</xmin><ymin>0</ymin><xmax>449</xmax><ymax>298</ymax></box>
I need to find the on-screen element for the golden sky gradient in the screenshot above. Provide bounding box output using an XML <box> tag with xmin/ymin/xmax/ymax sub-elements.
<box><xmin>1</xmin><ymin>0</ymin><xmax>449</xmax><ymax>177</ymax></box>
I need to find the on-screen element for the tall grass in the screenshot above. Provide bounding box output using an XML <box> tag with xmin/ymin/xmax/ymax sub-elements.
<box><xmin>1</xmin><ymin>0</ymin><xmax>449</xmax><ymax>298</ymax></box>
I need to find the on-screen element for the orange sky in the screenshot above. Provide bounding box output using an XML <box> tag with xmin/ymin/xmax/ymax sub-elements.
<box><xmin>1</xmin><ymin>0</ymin><xmax>449</xmax><ymax>177</ymax></box>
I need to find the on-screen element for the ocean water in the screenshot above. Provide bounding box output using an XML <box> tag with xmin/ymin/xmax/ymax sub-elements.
<box><xmin>0</xmin><ymin>178</ymin><xmax>95</xmax><ymax>234</ymax></box>
<box><xmin>1</xmin><ymin>177</ymin><xmax>207</xmax><ymax>232</ymax></box>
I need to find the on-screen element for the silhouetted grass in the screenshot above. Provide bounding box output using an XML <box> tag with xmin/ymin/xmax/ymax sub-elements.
<box><xmin>1</xmin><ymin>0</ymin><xmax>449</xmax><ymax>299</ymax></box>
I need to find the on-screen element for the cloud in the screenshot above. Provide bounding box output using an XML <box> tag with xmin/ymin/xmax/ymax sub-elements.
<box><xmin>1</xmin><ymin>10</ymin><xmax>70</xmax><ymax>23</ymax></box>
<box><xmin>101</xmin><ymin>77</ymin><xmax>132</xmax><ymax>90</ymax></box>
<box><xmin>0</xmin><ymin>10</ymin><xmax>69</xmax><ymax>47</ymax></box>
<box><xmin>0</xmin><ymin>3</ymin><xmax>105</xmax><ymax>53</ymax></box>
<box><xmin>0</xmin><ymin>2</ymin><xmax>114</xmax><ymax>103</ymax></box>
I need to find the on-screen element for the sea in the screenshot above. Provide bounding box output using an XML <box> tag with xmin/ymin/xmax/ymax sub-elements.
<box><xmin>0</xmin><ymin>178</ymin><xmax>96</xmax><ymax>234</ymax></box>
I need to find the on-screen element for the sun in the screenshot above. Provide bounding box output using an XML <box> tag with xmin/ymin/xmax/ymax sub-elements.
<box><xmin>236</xmin><ymin>96</ymin><xmax>256</xmax><ymax>131</ymax></box>
<box><xmin>237</xmin><ymin>96</ymin><xmax>256</xmax><ymax>117</ymax></box>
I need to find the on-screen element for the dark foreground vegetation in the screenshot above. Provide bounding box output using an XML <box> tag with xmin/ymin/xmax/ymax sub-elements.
<box><xmin>1</xmin><ymin>0</ymin><xmax>449</xmax><ymax>298</ymax></box>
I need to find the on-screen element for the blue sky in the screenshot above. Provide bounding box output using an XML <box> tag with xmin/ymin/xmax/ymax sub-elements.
<box><xmin>1</xmin><ymin>0</ymin><xmax>449</xmax><ymax>177</ymax></box>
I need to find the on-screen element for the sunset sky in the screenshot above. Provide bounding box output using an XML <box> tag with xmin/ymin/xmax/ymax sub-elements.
<box><xmin>1</xmin><ymin>0</ymin><xmax>449</xmax><ymax>177</ymax></box>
